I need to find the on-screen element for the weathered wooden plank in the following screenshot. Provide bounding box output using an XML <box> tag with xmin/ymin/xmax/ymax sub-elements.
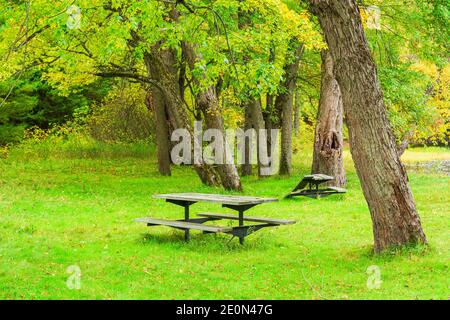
<box><xmin>292</xmin><ymin>174</ymin><xmax>335</xmax><ymax>191</ymax></box>
<box><xmin>134</xmin><ymin>217</ymin><xmax>232</xmax><ymax>233</ymax></box>
<box><xmin>153</xmin><ymin>193</ymin><xmax>278</xmax><ymax>205</ymax></box>
<box><xmin>197</xmin><ymin>213</ymin><xmax>296</xmax><ymax>225</ymax></box>
<box><xmin>326</xmin><ymin>186</ymin><xmax>347</xmax><ymax>193</ymax></box>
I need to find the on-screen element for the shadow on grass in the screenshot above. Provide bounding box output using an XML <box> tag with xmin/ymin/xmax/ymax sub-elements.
<box><xmin>136</xmin><ymin>230</ymin><xmax>278</xmax><ymax>253</ymax></box>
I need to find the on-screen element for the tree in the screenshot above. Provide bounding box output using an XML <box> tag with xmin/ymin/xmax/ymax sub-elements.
<box><xmin>312</xmin><ymin>50</ymin><xmax>345</xmax><ymax>187</ymax></box>
<box><xmin>182</xmin><ymin>41</ymin><xmax>242</xmax><ymax>191</ymax></box>
<box><xmin>308</xmin><ymin>0</ymin><xmax>427</xmax><ymax>252</ymax></box>
<box><xmin>277</xmin><ymin>41</ymin><xmax>304</xmax><ymax>175</ymax></box>
<box><xmin>143</xmin><ymin>45</ymin><xmax>222</xmax><ymax>187</ymax></box>
<box><xmin>146</xmin><ymin>88</ymin><xmax>171</xmax><ymax>176</ymax></box>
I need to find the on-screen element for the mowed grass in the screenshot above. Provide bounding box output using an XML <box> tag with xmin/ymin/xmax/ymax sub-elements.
<box><xmin>0</xmin><ymin>141</ymin><xmax>448</xmax><ymax>300</ymax></box>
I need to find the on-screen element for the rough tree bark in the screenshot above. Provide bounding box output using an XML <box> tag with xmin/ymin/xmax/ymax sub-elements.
<box><xmin>144</xmin><ymin>47</ymin><xmax>221</xmax><ymax>187</ymax></box>
<box><xmin>146</xmin><ymin>89</ymin><xmax>171</xmax><ymax>176</ymax></box>
<box><xmin>312</xmin><ymin>50</ymin><xmax>346</xmax><ymax>187</ymax></box>
<box><xmin>276</xmin><ymin>43</ymin><xmax>304</xmax><ymax>175</ymax></box>
<box><xmin>182</xmin><ymin>42</ymin><xmax>242</xmax><ymax>191</ymax></box>
<box><xmin>309</xmin><ymin>0</ymin><xmax>427</xmax><ymax>252</ymax></box>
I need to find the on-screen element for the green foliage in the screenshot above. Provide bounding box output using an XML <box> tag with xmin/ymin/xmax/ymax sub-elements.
<box><xmin>0</xmin><ymin>70</ymin><xmax>112</xmax><ymax>145</ymax></box>
<box><xmin>0</xmin><ymin>124</ymin><xmax>26</xmax><ymax>145</ymax></box>
<box><xmin>378</xmin><ymin>64</ymin><xmax>435</xmax><ymax>142</ymax></box>
<box><xmin>362</xmin><ymin>1</ymin><xmax>449</xmax><ymax>144</ymax></box>
<box><xmin>0</xmin><ymin>0</ymin><xmax>447</xmax><ymax>147</ymax></box>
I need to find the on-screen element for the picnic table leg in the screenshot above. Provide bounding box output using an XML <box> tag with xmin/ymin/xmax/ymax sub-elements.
<box><xmin>184</xmin><ymin>204</ymin><xmax>190</xmax><ymax>242</ymax></box>
<box><xmin>222</xmin><ymin>204</ymin><xmax>256</xmax><ymax>245</ymax></box>
<box><xmin>166</xmin><ymin>199</ymin><xmax>197</xmax><ymax>243</ymax></box>
<box><xmin>238</xmin><ymin>209</ymin><xmax>244</xmax><ymax>245</ymax></box>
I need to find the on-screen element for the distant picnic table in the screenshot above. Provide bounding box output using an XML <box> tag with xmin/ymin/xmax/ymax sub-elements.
<box><xmin>285</xmin><ymin>174</ymin><xmax>347</xmax><ymax>199</ymax></box>
<box><xmin>135</xmin><ymin>193</ymin><xmax>296</xmax><ymax>244</ymax></box>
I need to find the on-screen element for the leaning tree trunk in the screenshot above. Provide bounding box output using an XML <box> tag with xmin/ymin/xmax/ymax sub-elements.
<box><xmin>146</xmin><ymin>89</ymin><xmax>171</xmax><ymax>176</ymax></box>
<box><xmin>196</xmin><ymin>86</ymin><xmax>243</xmax><ymax>191</ymax></box>
<box><xmin>277</xmin><ymin>42</ymin><xmax>304</xmax><ymax>175</ymax></box>
<box><xmin>182</xmin><ymin>42</ymin><xmax>242</xmax><ymax>191</ymax></box>
<box><xmin>312</xmin><ymin>50</ymin><xmax>346</xmax><ymax>187</ymax></box>
<box><xmin>309</xmin><ymin>0</ymin><xmax>427</xmax><ymax>252</ymax></box>
<box><xmin>144</xmin><ymin>47</ymin><xmax>221</xmax><ymax>187</ymax></box>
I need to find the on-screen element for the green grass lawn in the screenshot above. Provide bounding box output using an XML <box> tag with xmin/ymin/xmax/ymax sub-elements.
<box><xmin>0</xmin><ymin>141</ymin><xmax>448</xmax><ymax>299</ymax></box>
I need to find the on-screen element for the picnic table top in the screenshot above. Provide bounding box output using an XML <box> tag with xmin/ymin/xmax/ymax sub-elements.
<box><xmin>154</xmin><ymin>193</ymin><xmax>278</xmax><ymax>206</ymax></box>
<box><xmin>292</xmin><ymin>174</ymin><xmax>335</xmax><ymax>191</ymax></box>
<box><xmin>303</xmin><ymin>174</ymin><xmax>334</xmax><ymax>182</ymax></box>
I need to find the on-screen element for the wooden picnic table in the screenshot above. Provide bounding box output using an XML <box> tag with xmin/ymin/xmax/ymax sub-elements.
<box><xmin>135</xmin><ymin>193</ymin><xmax>295</xmax><ymax>244</ymax></box>
<box><xmin>285</xmin><ymin>174</ymin><xmax>347</xmax><ymax>199</ymax></box>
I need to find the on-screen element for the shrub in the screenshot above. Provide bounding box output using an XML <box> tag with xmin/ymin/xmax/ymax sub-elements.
<box><xmin>0</xmin><ymin>125</ymin><xmax>26</xmax><ymax>145</ymax></box>
<box><xmin>86</xmin><ymin>84</ymin><xmax>154</xmax><ymax>143</ymax></box>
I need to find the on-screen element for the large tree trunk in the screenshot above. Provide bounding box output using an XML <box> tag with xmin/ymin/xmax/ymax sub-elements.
<box><xmin>182</xmin><ymin>43</ymin><xmax>242</xmax><ymax>191</ymax></box>
<box><xmin>146</xmin><ymin>89</ymin><xmax>171</xmax><ymax>176</ymax></box>
<box><xmin>312</xmin><ymin>50</ymin><xmax>346</xmax><ymax>187</ymax></box>
<box><xmin>309</xmin><ymin>0</ymin><xmax>427</xmax><ymax>252</ymax></box>
<box><xmin>277</xmin><ymin>43</ymin><xmax>304</xmax><ymax>175</ymax></box>
<box><xmin>144</xmin><ymin>47</ymin><xmax>221</xmax><ymax>187</ymax></box>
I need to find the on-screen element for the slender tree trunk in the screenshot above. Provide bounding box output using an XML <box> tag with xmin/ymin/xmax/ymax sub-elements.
<box><xmin>264</xmin><ymin>42</ymin><xmax>278</xmax><ymax>159</ymax></box>
<box><xmin>294</xmin><ymin>87</ymin><xmax>301</xmax><ymax>135</ymax></box>
<box><xmin>277</xmin><ymin>43</ymin><xmax>304</xmax><ymax>175</ymax></box>
<box><xmin>146</xmin><ymin>90</ymin><xmax>171</xmax><ymax>176</ymax></box>
<box><xmin>264</xmin><ymin>94</ymin><xmax>276</xmax><ymax>159</ymax></box>
<box><xmin>309</xmin><ymin>0</ymin><xmax>427</xmax><ymax>252</ymax></box>
<box><xmin>182</xmin><ymin>42</ymin><xmax>242</xmax><ymax>191</ymax></box>
<box><xmin>144</xmin><ymin>47</ymin><xmax>221</xmax><ymax>187</ymax></box>
<box><xmin>397</xmin><ymin>128</ymin><xmax>416</xmax><ymax>156</ymax></box>
<box><xmin>241</xmin><ymin>102</ymin><xmax>253</xmax><ymax>176</ymax></box>
<box><xmin>312</xmin><ymin>50</ymin><xmax>346</xmax><ymax>187</ymax></box>
<box><xmin>248</xmin><ymin>99</ymin><xmax>270</xmax><ymax>177</ymax></box>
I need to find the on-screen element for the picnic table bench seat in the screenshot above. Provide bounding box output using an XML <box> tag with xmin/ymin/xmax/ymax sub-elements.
<box><xmin>135</xmin><ymin>217</ymin><xmax>232</xmax><ymax>233</ymax></box>
<box><xmin>326</xmin><ymin>186</ymin><xmax>347</xmax><ymax>193</ymax></box>
<box><xmin>197</xmin><ymin>213</ymin><xmax>295</xmax><ymax>225</ymax></box>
